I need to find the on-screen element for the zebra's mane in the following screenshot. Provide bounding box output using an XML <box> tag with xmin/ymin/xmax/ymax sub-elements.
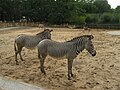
<box><xmin>36</xmin><ymin>29</ymin><xmax>50</xmax><ymax>36</ymax></box>
<box><xmin>67</xmin><ymin>35</ymin><xmax>94</xmax><ymax>42</ymax></box>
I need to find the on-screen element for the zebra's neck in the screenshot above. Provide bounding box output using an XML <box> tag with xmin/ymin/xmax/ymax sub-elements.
<box><xmin>75</xmin><ymin>39</ymin><xmax>86</xmax><ymax>55</ymax></box>
<box><xmin>36</xmin><ymin>35</ymin><xmax>47</xmax><ymax>40</ymax></box>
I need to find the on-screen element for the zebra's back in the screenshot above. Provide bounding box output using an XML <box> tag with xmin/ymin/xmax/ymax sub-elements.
<box><xmin>15</xmin><ymin>34</ymin><xmax>42</xmax><ymax>49</ymax></box>
<box><xmin>38</xmin><ymin>39</ymin><xmax>74</xmax><ymax>58</ymax></box>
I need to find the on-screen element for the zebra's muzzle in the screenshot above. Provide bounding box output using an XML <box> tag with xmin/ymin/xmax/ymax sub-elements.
<box><xmin>91</xmin><ymin>50</ymin><xmax>96</xmax><ymax>56</ymax></box>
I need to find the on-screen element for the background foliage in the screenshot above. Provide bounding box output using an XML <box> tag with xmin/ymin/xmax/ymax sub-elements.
<box><xmin>0</xmin><ymin>0</ymin><xmax>120</xmax><ymax>25</ymax></box>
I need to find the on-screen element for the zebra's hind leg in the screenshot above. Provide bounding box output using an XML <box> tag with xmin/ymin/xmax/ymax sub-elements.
<box><xmin>67</xmin><ymin>59</ymin><xmax>74</xmax><ymax>80</ymax></box>
<box><xmin>15</xmin><ymin>51</ymin><xmax>19</xmax><ymax>65</ymax></box>
<box><xmin>38</xmin><ymin>52</ymin><xmax>47</xmax><ymax>75</ymax></box>
<box><xmin>18</xmin><ymin>46</ymin><xmax>24</xmax><ymax>61</ymax></box>
<box><xmin>40</xmin><ymin>58</ymin><xmax>46</xmax><ymax>74</ymax></box>
<box><xmin>19</xmin><ymin>51</ymin><xmax>24</xmax><ymax>61</ymax></box>
<box><xmin>15</xmin><ymin>46</ymin><xmax>23</xmax><ymax>65</ymax></box>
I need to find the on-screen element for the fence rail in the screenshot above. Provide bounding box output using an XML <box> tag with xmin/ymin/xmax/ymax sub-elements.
<box><xmin>0</xmin><ymin>22</ymin><xmax>40</xmax><ymax>28</ymax></box>
<box><xmin>87</xmin><ymin>24</ymin><xmax>120</xmax><ymax>29</ymax></box>
<box><xmin>0</xmin><ymin>22</ymin><xmax>120</xmax><ymax>29</ymax></box>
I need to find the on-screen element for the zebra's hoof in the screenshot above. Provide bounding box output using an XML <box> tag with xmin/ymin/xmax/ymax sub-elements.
<box><xmin>21</xmin><ymin>59</ymin><xmax>24</xmax><ymax>61</ymax></box>
<box><xmin>71</xmin><ymin>74</ymin><xmax>74</xmax><ymax>77</ymax></box>
<box><xmin>68</xmin><ymin>77</ymin><xmax>72</xmax><ymax>80</ymax></box>
<box><xmin>43</xmin><ymin>72</ymin><xmax>46</xmax><ymax>75</ymax></box>
<box><xmin>16</xmin><ymin>63</ymin><xmax>19</xmax><ymax>65</ymax></box>
<box><xmin>41</xmin><ymin>70</ymin><xmax>46</xmax><ymax>75</ymax></box>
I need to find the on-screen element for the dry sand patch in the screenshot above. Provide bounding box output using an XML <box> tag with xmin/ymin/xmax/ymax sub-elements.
<box><xmin>0</xmin><ymin>28</ymin><xmax>120</xmax><ymax>90</ymax></box>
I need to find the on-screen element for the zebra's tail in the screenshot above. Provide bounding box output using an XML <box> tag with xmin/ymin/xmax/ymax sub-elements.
<box><xmin>14</xmin><ymin>40</ymin><xmax>17</xmax><ymax>52</ymax></box>
<box><xmin>38</xmin><ymin>48</ymin><xmax>41</xmax><ymax>59</ymax></box>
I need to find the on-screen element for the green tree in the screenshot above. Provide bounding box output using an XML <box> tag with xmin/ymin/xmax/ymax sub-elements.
<box><xmin>0</xmin><ymin>0</ymin><xmax>117</xmax><ymax>25</ymax></box>
<box><xmin>100</xmin><ymin>13</ymin><xmax>112</xmax><ymax>23</ymax></box>
<box><xmin>115</xmin><ymin>6</ymin><xmax>120</xmax><ymax>13</ymax></box>
<box><xmin>85</xmin><ymin>14</ymin><xmax>99</xmax><ymax>23</ymax></box>
<box><xmin>93</xmin><ymin>0</ymin><xmax>111</xmax><ymax>13</ymax></box>
<box><xmin>83</xmin><ymin>3</ymin><xmax>97</xmax><ymax>13</ymax></box>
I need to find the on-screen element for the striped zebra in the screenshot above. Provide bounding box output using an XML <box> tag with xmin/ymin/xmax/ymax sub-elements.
<box><xmin>37</xmin><ymin>35</ymin><xmax>96</xmax><ymax>80</ymax></box>
<box><xmin>14</xmin><ymin>29</ymin><xmax>53</xmax><ymax>65</ymax></box>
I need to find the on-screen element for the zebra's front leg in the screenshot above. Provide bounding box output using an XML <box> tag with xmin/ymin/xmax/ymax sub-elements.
<box><xmin>67</xmin><ymin>59</ymin><xmax>74</xmax><ymax>80</ymax></box>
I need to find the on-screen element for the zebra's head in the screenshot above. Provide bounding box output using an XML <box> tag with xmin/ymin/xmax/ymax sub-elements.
<box><xmin>36</xmin><ymin>29</ymin><xmax>53</xmax><ymax>39</ymax></box>
<box><xmin>43</xmin><ymin>29</ymin><xmax>53</xmax><ymax>39</ymax></box>
<box><xmin>85</xmin><ymin>35</ymin><xmax>96</xmax><ymax>56</ymax></box>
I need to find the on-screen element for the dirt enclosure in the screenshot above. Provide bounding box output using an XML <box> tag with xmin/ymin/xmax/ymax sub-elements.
<box><xmin>0</xmin><ymin>27</ymin><xmax>120</xmax><ymax>90</ymax></box>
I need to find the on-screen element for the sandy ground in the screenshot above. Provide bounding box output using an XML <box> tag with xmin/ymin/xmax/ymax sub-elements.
<box><xmin>0</xmin><ymin>27</ymin><xmax>120</xmax><ymax>90</ymax></box>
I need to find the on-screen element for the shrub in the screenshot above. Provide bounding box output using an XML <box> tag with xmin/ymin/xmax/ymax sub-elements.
<box><xmin>85</xmin><ymin>14</ymin><xmax>99</xmax><ymax>24</ymax></box>
<box><xmin>69</xmin><ymin>15</ymin><xmax>86</xmax><ymax>25</ymax></box>
<box><xmin>100</xmin><ymin>13</ymin><xmax>112</xmax><ymax>23</ymax></box>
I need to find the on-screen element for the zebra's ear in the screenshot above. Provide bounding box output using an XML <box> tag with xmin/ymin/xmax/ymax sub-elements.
<box><xmin>44</xmin><ymin>29</ymin><xmax>49</xmax><ymax>31</ymax></box>
<box><xmin>44</xmin><ymin>29</ymin><xmax>53</xmax><ymax>32</ymax></box>
<box><xmin>49</xmin><ymin>29</ymin><xmax>53</xmax><ymax>32</ymax></box>
<box><xmin>89</xmin><ymin>35</ymin><xmax>94</xmax><ymax>40</ymax></box>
